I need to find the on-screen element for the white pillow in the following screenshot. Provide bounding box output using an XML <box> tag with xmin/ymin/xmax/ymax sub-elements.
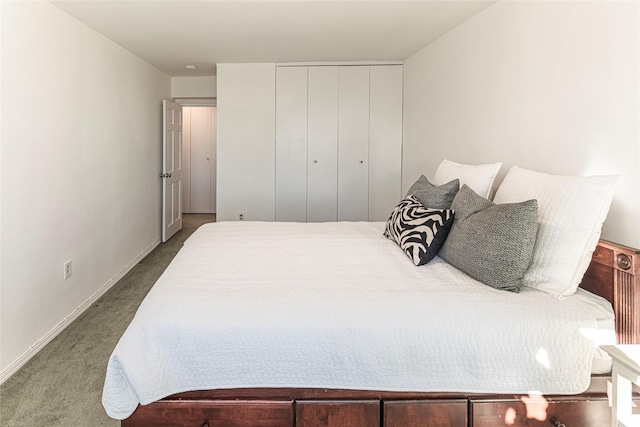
<box><xmin>493</xmin><ymin>166</ymin><xmax>618</xmax><ymax>299</ymax></box>
<box><xmin>433</xmin><ymin>159</ymin><xmax>502</xmax><ymax>199</ymax></box>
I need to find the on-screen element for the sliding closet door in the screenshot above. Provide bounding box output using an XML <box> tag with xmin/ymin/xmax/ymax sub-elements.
<box><xmin>369</xmin><ymin>66</ymin><xmax>403</xmax><ymax>221</ymax></box>
<box><xmin>275</xmin><ymin>67</ymin><xmax>308</xmax><ymax>221</ymax></box>
<box><xmin>338</xmin><ymin>66</ymin><xmax>370</xmax><ymax>221</ymax></box>
<box><xmin>307</xmin><ymin>66</ymin><xmax>339</xmax><ymax>222</ymax></box>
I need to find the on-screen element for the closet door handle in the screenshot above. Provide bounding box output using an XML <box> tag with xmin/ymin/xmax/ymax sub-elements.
<box><xmin>313</xmin><ymin>160</ymin><xmax>318</xmax><ymax>164</ymax></box>
<box><xmin>359</xmin><ymin>160</ymin><xmax>364</xmax><ymax>164</ymax></box>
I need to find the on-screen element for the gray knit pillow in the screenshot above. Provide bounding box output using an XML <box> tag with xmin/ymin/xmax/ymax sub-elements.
<box><xmin>439</xmin><ymin>185</ymin><xmax>538</xmax><ymax>292</ymax></box>
<box><xmin>406</xmin><ymin>175</ymin><xmax>459</xmax><ymax>209</ymax></box>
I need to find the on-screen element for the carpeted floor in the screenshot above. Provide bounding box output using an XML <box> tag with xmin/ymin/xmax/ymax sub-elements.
<box><xmin>0</xmin><ymin>214</ymin><xmax>215</xmax><ymax>426</ymax></box>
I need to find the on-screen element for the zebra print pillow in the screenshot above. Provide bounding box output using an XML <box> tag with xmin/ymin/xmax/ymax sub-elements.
<box><xmin>384</xmin><ymin>196</ymin><xmax>455</xmax><ymax>266</ymax></box>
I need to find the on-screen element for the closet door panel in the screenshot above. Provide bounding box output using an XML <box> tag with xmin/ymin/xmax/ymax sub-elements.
<box><xmin>276</xmin><ymin>67</ymin><xmax>308</xmax><ymax>221</ymax></box>
<box><xmin>191</xmin><ymin>106</ymin><xmax>214</xmax><ymax>213</ymax></box>
<box><xmin>181</xmin><ymin>107</ymin><xmax>192</xmax><ymax>214</ymax></box>
<box><xmin>307</xmin><ymin>66</ymin><xmax>339</xmax><ymax>222</ymax></box>
<box><xmin>338</xmin><ymin>66</ymin><xmax>370</xmax><ymax>221</ymax></box>
<box><xmin>369</xmin><ymin>65</ymin><xmax>403</xmax><ymax>221</ymax></box>
<box><xmin>210</xmin><ymin>107</ymin><xmax>218</xmax><ymax>213</ymax></box>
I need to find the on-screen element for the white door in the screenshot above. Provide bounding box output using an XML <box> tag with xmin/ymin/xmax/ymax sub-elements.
<box><xmin>338</xmin><ymin>66</ymin><xmax>370</xmax><ymax>221</ymax></box>
<box><xmin>162</xmin><ymin>99</ymin><xmax>183</xmax><ymax>242</ymax></box>
<box><xmin>190</xmin><ymin>106</ymin><xmax>215</xmax><ymax>213</ymax></box>
<box><xmin>307</xmin><ymin>66</ymin><xmax>339</xmax><ymax>222</ymax></box>
<box><xmin>275</xmin><ymin>66</ymin><xmax>308</xmax><ymax>221</ymax></box>
<box><xmin>181</xmin><ymin>106</ymin><xmax>217</xmax><ymax>214</ymax></box>
<box><xmin>181</xmin><ymin>107</ymin><xmax>192</xmax><ymax>213</ymax></box>
<box><xmin>210</xmin><ymin>107</ymin><xmax>217</xmax><ymax>214</ymax></box>
<box><xmin>369</xmin><ymin>65</ymin><xmax>403</xmax><ymax>221</ymax></box>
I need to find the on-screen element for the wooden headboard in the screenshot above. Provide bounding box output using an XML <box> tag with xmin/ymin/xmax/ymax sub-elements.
<box><xmin>580</xmin><ymin>239</ymin><xmax>639</xmax><ymax>344</ymax></box>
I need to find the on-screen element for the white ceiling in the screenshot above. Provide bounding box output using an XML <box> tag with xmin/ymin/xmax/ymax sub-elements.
<box><xmin>51</xmin><ymin>1</ymin><xmax>495</xmax><ymax>77</ymax></box>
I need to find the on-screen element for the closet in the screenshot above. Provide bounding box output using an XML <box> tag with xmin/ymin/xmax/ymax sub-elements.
<box><xmin>182</xmin><ymin>106</ymin><xmax>217</xmax><ymax>214</ymax></box>
<box><xmin>275</xmin><ymin>65</ymin><xmax>403</xmax><ymax>222</ymax></box>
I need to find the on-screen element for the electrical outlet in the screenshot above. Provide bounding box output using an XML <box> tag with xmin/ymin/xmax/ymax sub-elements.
<box><xmin>238</xmin><ymin>212</ymin><xmax>245</xmax><ymax>221</ymax></box>
<box><xmin>64</xmin><ymin>260</ymin><xmax>72</xmax><ymax>280</ymax></box>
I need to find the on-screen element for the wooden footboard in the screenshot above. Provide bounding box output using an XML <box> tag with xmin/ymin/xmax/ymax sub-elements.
<box><xmin>121</xmin><ymin>240</ymin><xmax>640</xmax><ymax>426</ymax></box>
<box><xmin>123</xmin><ymin>378</ymin><xmax>640</xmax><ymax>427</ymax></box>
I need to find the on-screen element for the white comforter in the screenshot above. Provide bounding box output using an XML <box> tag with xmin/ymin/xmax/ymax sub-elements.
<box><xmin>102</xmin><ymin>221</ymin><xmax>615</xmax><ymax>420</ymax></box>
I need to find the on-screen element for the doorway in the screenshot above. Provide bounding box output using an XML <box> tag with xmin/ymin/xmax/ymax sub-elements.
<box><xmin>182</xmin><ymin>106</ymin><xmax>217</xmax><ymax>214</ymax></box>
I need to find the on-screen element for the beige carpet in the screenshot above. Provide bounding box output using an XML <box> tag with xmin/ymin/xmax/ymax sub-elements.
<box><xmin>0</xmin><ymin>214</ymin><xmax>215</xmax><ymax>426</ymax></box>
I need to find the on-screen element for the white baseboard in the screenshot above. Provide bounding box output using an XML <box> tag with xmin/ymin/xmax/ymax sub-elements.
<box><xmin>0</xmin><ymin>238</ymin><xmax>161</xmax><ymax>385</ymax></box>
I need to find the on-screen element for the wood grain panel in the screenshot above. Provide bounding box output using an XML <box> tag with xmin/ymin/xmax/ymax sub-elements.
<box><xmin>384</xmin><ymin>399</ymin><xmax>467</xmax><ymax>427</ymax></box>
<box><xmin>617</xmin><ymin>267</ymin><xmax>639</xmax><ymax>344</ymax></box>
<box><xmin>122</xmin><ymin>400</ymin><xmax>293</xmax><ymax>427</ymax></box>
<box><xmin>296</xmin><ymin>400</ymin><xmax>379</xmax><ymax>427</ymax></box>
<box><xmin>470</xmin><ymin>398</ymin><xmax>612</xmax><ymax>427</ymax></box>
<box><xmin>580</xmin><ymin>240</ymin><xmax>639</xmax><ymax>344</ymax></box>
<box><xmin>581</xmin><ymin>249</ymin><xmax>615</xmax><ymax>303</ymax></box>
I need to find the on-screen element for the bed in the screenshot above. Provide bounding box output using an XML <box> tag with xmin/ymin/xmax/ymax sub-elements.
<box><xmin>103</xmin><ymin>164</ymin><xmax>640</xmax><ymax>426</ymax></box>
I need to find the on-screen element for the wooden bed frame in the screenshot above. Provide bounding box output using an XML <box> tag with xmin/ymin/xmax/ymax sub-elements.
<box><xmin>121</xmin><ymin>240</ymin><xmax>640</xmax><ymax>427</ymax></box>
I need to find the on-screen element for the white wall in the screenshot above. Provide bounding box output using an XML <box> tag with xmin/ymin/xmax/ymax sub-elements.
<box><xmin>403</xmin><ymin>1</ymin><xmax>640</xmax><ymax>248</ymax></box>
<box><xmin>0</xmin><ymin>1</ymin><xmax>171</xmax><ymax>377</ymax></box>
<box><xmin>216</xmin><ymin>63</ymin><xmax>276</xmax><ymax>221</ymax></box>
<box><xmin>172</xmin><ymin>76</ymin><xmax>217</xmax><ymax>99</ymax></box>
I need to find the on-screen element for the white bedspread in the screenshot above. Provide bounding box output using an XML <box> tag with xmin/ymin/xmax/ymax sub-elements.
<box><xmin>102</xmin><ymin>221</ymin><xmax>615</xmax><ymax>420</ymax></box>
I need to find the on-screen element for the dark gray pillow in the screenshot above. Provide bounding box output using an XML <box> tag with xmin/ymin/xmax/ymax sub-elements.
<box><xmin>439</xmin><ymin>185</ymin><xmax>538</xmax><ymax>292</ymax></box>
<box><xmin>406</xmin><ymin>175</ymin><xmax>459</xmax><ymax>209</ymax></box>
